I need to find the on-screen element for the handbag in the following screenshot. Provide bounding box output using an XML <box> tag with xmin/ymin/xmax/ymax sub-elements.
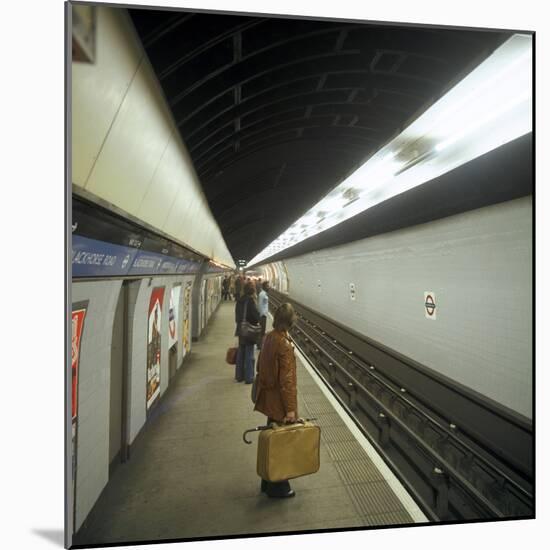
<box><xmin>238</xmin><ymin>299</ymin><xmax>261</xmax><ymax>344</ymax></box>
<box><xmin>225</xmin><ymin>347</ymin><xmax>238</xmax><ymax>365</ymax></box>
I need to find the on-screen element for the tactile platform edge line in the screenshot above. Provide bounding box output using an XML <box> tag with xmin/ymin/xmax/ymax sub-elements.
<box><xmin>289</xmin><ymin>325</ymin><xmax>429</xmax><ymax>523</ymax></box>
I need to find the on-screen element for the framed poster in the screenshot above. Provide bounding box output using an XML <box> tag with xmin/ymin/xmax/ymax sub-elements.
<box><xmin>146</xmin><ymin>287</ymin><xmax>165</xmax><ymax>410</ymax></box>
<box><xmin>200</xmin><ymin>279</ymin><xmax>207</xmax><ymax>331</ymax></box>
<box><xmin>71</xmin><ymin>301</ymin><xmax>88</xmax><ymax>530</ymax></box>
<box><xmin>168</xmin><ymin>285</ymin><xmax>181</xmax><ymax>349</ymax></box>
<box><xmin>182</xmin><ymin>281</ymin><xmax>192</xmax><ymax>357</ymax></box>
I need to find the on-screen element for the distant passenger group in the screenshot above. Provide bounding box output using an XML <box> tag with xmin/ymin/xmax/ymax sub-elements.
<box><xmin>222</xmin><ymin>274</ymin><xmax>265</xmax><ymax>303</ymax></box>
<box><xmin>225</xmin><ymin>274</ymin><xmax>266</xmax><ymax>383</ymax></box>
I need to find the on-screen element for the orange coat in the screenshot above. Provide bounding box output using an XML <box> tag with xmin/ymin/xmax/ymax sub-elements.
<box><xmin>254</xmin><ymin>329</ymin><xmax>297</xmax><ymax>422</ymax></box>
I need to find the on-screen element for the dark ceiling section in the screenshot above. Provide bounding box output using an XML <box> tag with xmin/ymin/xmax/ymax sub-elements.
<box><xmin>128</xmin><ymin>8</ymin><xmax>509</xmax><ymax>261</ymax></box>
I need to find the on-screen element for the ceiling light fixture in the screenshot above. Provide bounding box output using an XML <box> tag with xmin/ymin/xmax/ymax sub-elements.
<box><xmin>248</xmin><ymin>33</ymin><xmax>531</xmax><ymax>267</ymax></box>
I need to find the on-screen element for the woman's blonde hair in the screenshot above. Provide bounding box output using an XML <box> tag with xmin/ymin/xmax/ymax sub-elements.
<box><xmin>273</xmin><ymin>303</ymin><xmax>297</xmax><ymax>331</ymax></box>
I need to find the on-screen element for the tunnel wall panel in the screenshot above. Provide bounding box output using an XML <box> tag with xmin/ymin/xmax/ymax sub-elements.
<box><xmin>258</xmin><ymin>261</ymin><xmax>289</xmax><ymax>294</ymax></box>
<box><xmin>71</xmin><ymin>6</ymin><xmax>234</xmax><ymax>267</ymax></box>
<box><xmin>84</xmin><ymin>61</ymin><xmax>174</xmax><ymax>214</ymax></box>
<box><xmin>72</xmin><ymin>280</ymin><xmax>122</xmax><ymax>531</ymax></box>
<box><xmin>194</xmin><ymin>274</ymin><xmax>223</xmax><ymax>338</ymax></box>
<box><xmin>282</xmin><ymin>196</ymin><xmax>532</xmax><ymax>418</ymax></box>
<box><xmin>71</xmin><ymin>8</ymin><xmax>142</xmax><ymax>187</ymax></box>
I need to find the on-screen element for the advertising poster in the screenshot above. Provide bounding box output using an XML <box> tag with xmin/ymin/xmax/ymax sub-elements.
<box><xmin>200</xmin><ymin>279</ymin><xmax>207</xmax><ymax>331</ymax></box>
<box><xmin>182</xmin><ymin>281</ymin><xmax>193</xmax><ymax>357</ymax></box>
<box><xmin>206</xmin><ymin>278</ymin><xmax>213</xmax><ymax>319</ymax></box>
<box><xmin>168</xmin><ymin>285</ymin><xmax>181</xmax><ymax>349</ymax></box>
<box><xmin>71</xmin><ymin>303</ymin><xmax>87</xmax><ymax>527</ymax></box>
<box><xmin>147</xmin><ymin>287</ymin><xmax>165</xmax><ymax>410</ymax></box>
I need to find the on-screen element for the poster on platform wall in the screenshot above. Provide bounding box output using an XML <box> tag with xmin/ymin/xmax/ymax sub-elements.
<box><xmin>71</xmin><ymin>302</ymin><xmax>87</xmax><ymax>530</ymax></box>
<box><xmin>146</xmin><ymin>287</ymin><xmax>165</xmax><ymax>410</ymax></box>
<box><xmin>168</xmin><ymin>285</ymin><xmax>181</xmax><ymax>349</ymax></box>
<box><xmin>200</xmin><ymin>279</ymin><xmax>207</xmax><ymax>330</ymax></box>
<box><xmin>215</xmin><ymin>276</ymin><xmax>222</xmax><ymax>305</ymax></box>
<box><xmin>182</xmin><ymin>281</ymin><xmax>193</xmax><ymax>357</ymax></box>
<box><xmin>206</xmin><ymin>278</ymin><xmax>213</xmax><ymax>318</ymax></box>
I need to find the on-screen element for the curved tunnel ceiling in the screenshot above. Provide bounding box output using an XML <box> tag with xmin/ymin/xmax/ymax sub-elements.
<box><xmin>128</xmin><ymin>8</ymin><xmax>510</xmax><ymax>262</ymax></box>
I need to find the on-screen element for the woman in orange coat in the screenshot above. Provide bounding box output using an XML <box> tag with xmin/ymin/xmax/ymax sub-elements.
<box><xmin>254</xmin><ymin>302</ymin><xmax>298</xmax><ymax>498</ymax></box>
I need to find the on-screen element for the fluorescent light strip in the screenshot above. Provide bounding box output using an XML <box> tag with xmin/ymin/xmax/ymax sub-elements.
<box><xmin>435</xmin><ymin>91</ymin><xmax>531</xmax><ymax>152</ymax></box>
<box><xmin>248</xmin><ymin>34</ymin><xmax>532</xmax><ymax>267</ymax></box>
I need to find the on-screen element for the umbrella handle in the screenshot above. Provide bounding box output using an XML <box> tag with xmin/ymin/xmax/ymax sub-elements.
<box><xmin>242</xmin><ymin>425</ymin><xmax>269</xmax><ymax>444</ymax></box>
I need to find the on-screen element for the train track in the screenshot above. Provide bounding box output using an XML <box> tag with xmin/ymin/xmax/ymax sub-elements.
<box><xmin>269</xmin><ymin>291</ymin><xmax>533</xmax><ymax>522</ymax></box>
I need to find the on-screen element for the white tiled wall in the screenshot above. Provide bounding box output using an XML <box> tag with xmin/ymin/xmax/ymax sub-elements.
<box><xmin>127</xmin><ymin>278</ymin><xmax>148</xmax><ymax>445</ymax></box>
<box><xmin>72</xmin><ymin>6</ymin><xmax>234</xmax><ymax>267</ymax></box>
<box><xmin>284</xmin><ymin>196</ymin><xmax>532</xmax><ymax>419</ymax></box>
<box><xmin>73</xmin><ymin>274</ymin><xmax>199</xmax><ymax>532</ymax></box>
<box><xmin>72</xmin><ymin>279</ymin><xmax>122</xmax><ymax>531</ymax></box>
<box><xmin>192</xmin><ymin>273</ymin><xmax>223</xmax><ymax>339</ymax></box>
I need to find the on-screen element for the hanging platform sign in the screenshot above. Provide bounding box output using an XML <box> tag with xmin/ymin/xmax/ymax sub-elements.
<box><xmin>424</xmin><ymin>292</ymin><xmax>437</xmax><ymax>320</ymax></box>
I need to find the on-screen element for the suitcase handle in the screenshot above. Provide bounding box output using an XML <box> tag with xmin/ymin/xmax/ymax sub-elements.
<box><xmin>242</xmin><ymin>418</ymin><xmax>318</xmax><ymax>444</ymax></box>
<box><xmin>283</xmin><ymin>417</ymin><xmax>317</xmax><ymax>425</ymax></box>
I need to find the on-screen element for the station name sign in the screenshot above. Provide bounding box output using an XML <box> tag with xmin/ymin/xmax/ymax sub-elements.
<box><xmin>72</xmin><ymin>235</ymin><xmax>201</xmax><ymax>278</ymax></box>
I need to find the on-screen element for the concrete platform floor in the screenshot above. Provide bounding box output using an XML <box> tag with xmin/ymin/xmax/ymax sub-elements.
<box><xmin>74</xmin><ymin>300</ymin><xmax>417</xmax><ymax>546</ymax></box>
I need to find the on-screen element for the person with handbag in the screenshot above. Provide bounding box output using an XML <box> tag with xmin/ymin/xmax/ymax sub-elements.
<box><xmin>234</xmin><ymin>281</ymin><xmax>261</xmax><ymax>384</ymax></box>
<box><xmin>253</xmin><ymin>302</ymin><xmax>299</xmax><ymax>498</ymax></box>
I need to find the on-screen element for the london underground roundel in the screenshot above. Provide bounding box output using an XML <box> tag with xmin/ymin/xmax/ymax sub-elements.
<box><xmin>424</xmin><ymin>292</ymin><xmax>437</xmax><ymax>320</ymax></box>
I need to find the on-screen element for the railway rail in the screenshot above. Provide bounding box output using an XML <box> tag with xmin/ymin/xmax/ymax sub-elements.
<box><xmin>269</xmin><ymin>290</ymin><xmax>533</xmax><ymax>522</ymax></box>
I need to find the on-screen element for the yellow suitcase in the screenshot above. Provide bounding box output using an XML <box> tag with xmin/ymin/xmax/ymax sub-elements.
<box><xmin>255</xmin><ymin>421</ymin><xmax>321</xmax><ymax>482</ymax></box>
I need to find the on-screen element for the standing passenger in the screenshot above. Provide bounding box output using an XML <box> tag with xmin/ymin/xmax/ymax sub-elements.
<box><xmin>254</xmin><ymin>303</ymin><xmax>298</xmax><ymax>498</ymax></box>
<box><xmin>229</xmin><ymin>276</ymin><xmax>236</xmax><ymax>301</ymax></box>
<box><xmin>235</xmin><ymin>276</ymin><xmax>242</xmax><ymax>300</ymax></box>
<box><xmin>222</xmin><ymin>276</ymin><xmax>229</xmax><ymax>301</ymax></box>
<box><xmin>257</xmin><ymin>281</ymin><xmax>269</xmax><ymax>350</ymax></box>
<box><xmin>234</xmin><ymin>282</ymin><xmax>261</xmax><ymax>384</ymax></box>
